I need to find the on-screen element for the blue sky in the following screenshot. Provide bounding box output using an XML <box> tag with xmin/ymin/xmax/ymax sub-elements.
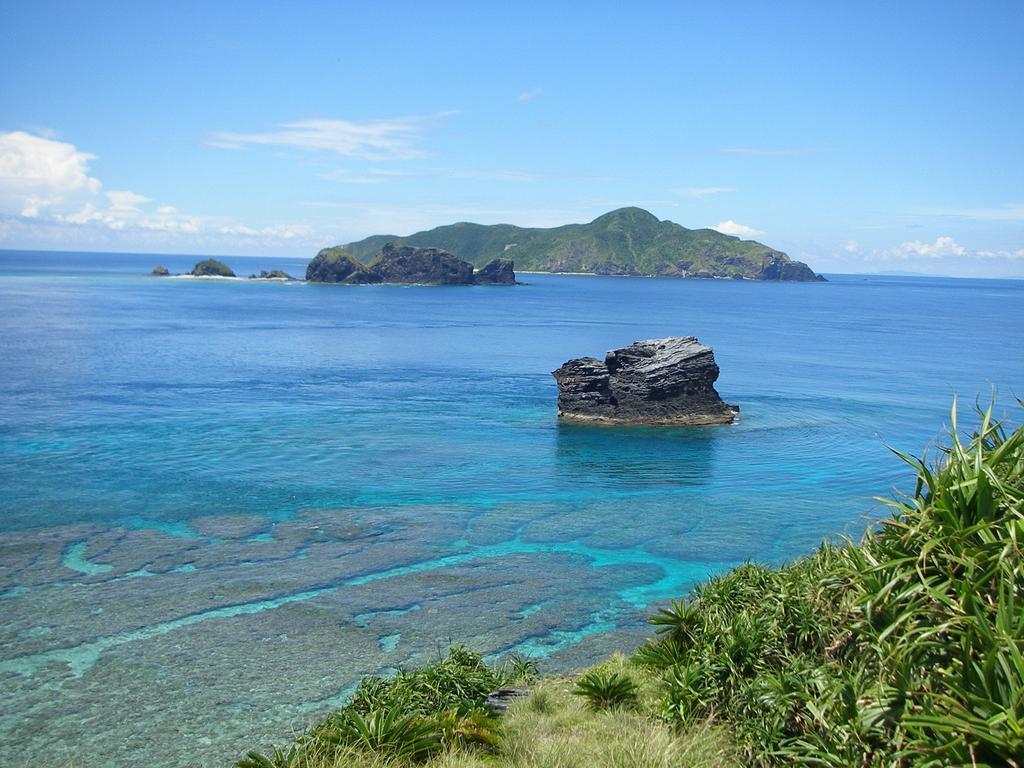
<box><xmin>1</xmin><ymin>1</ymin><xmax>1022</xmax><ymax>276</ymax></box>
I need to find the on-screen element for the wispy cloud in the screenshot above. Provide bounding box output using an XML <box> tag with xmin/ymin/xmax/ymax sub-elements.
<box><xmin>975</xmin><ymin>248</ymin><xmax>1024</xmax><ymax>260</ymax></box>
<box><xmin>208</xmin><ymin>112</ymin><xmax>457</xmax><ymax>160</ymax></box>
<box><xmin>719</xmin><ymin>147</ymin><xmax>818</xmax><ymax>157</ymax></box>
<box><xmin>870</xmin><ymin>236</ymin><xmax>1024</xmax><ymax>262</ymax></box>
<box><xmin>517</xmin><ymin>88</ymin><xmax>542</xmax><ymax>102</ymax></box>
<box><xmin>711</xmin><ymin>220</ymin><xmax>763</xmax><ymax>237</ymax></box>
<box><xmin>842</xmin><ymin>239</ymin><xmax>860</xmax><ymax>253</ymax></box>
<box><xmin>918</xmin><ymin>203</ymin><xmax>1024</xmax><ymax>222</ymax></box>
<box><xmin>318</xmin><ymin>168</ymin><xmax>389</xmax><ymax>185</ymax></box>
<box><xmin>674</xmin><ymin>186</ymin><xmax>735</xmax><ymax>198</ymax></box>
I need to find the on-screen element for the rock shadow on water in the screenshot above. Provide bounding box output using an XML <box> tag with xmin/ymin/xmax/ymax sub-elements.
<box><xmin>553</xmin><ymin>420</ymin><xmax>719</xmax><ymax>488</ymax></box>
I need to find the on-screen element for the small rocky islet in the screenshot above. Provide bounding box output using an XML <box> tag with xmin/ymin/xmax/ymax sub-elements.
<box><xmin>150</xmin><ymin>246</ymin><xmax>517</xmax><ymax>286</ymax></box>
<box><xmin>553</xmin><ymin>336</ymin><xmax>738</xmax><ymax>426</ymax></box>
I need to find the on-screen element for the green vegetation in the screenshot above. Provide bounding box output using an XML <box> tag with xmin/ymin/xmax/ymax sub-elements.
<box><xmin>238</xmin><ymin>653</ymin><xmax>739</xmax><ymax>768</ymax></box>
<box><xmin>573</xmin><ymin>669</ymin><xmax>640</xmax><ymax>710</ymax></box>
<box><xmin>238</xmin><ymin>401</ymin><xmax>1021</xmax><ymax>767</ymax></box>
<box><xmin>637</xmin><ymin>400</ymin><xmax>1023</xmax><ymax>765</ymax></box>
<box><xmin>190</xmin><ymin>258</ymin><xmax>235</xmax><ymax>277</ymax></box>
<box><xmin>341</xmin><ymin>207</ymin><xmax>823</xmax><ymax>281</ymax></box>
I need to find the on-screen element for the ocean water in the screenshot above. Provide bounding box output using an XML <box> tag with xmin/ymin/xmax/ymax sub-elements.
<box><xmin>0</xmin><ymin>250</ymin><xmax>1022</xmax><ymax>767</ymax></box>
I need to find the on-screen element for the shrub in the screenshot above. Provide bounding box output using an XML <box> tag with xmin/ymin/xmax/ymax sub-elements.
<box><xmin>573</xmin><ymin>670</ymin><xmax>639</xmax><ymax>710</ymax></box>
<box><xmin>638</xmin><ymin>400</ymin><xmax>1024</xmax><ymax>765</ymax></box>
<box><xmin>347</xmin><ymin>645</ymin><xmax>510</xmax><ymax>717</ymax></box>
<box><xmin>319</xmin><ymin>707</ymin><xmax>442</xmax><ymax>761</ymax></box>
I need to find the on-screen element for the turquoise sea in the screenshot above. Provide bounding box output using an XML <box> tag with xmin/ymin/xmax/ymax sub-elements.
<box><xmin>1</xmin><ymin>250</ymin><xmax>1022</xmax><ymax>767</ymax></box>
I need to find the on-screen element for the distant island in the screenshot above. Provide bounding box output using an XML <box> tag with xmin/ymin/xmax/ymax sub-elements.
<box><xmin>342</xmin><ymin>207</ymin><xmax>825</xmax><ymax>282</ymax></box>
<box><xmin>151</xmin><ymin>208</ymin><xmax>826</xmax><ymax>286</ymax></box>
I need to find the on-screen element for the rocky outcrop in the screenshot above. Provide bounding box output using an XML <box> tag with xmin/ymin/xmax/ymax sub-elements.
<box><xmin>305</xmin><ymin>242</ymin><xmax>517</xmax><ymax>286</ymax></box>
<box><xmin>151</xmin><ymin>265</ymin><xmax>170</xmax><ymax>276</ymax></box>
<box><xmin>755</xmin><ymin>254</ymin><xmax>826</xmax><ymax>282</ymax></box>
<box><xmin>473</xmin><ymin>258</ymin><xmax>517</xmax><ymax>284</ymax></box>
<box><xmin>250</xmin><ymin>270</ymin><xmax>295</xmax><ymax>280</ymax></box>
<box><xmin>305</xmin><ymin>247</ymin><xmax>382</xmax><ymax>284</ymax></box>
<box><xmin>552</xmin><ymin>337</ymin><xmax>737</xmax><ymax>425</ymax></box>
<box><xmin>368</xmin><ymin>243</ymin><xmax>475</xmax><ymax>285</ymax></box>
<box><xmin>190</xmin><ymin>259</ymin><xmax>235</xmax><ymax>277</ymax></box>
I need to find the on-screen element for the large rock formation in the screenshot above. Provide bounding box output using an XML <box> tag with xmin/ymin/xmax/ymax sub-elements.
<box><xmin>305</xmin><ymin>247</ymin><xmax>382</xmax><ymax>284</ymax></box>
<box><xmin>305</xmin><ymin>243</ymin><xmax>517</xmax><ymax>285</ymax></box>
<box><xmin>190</xmin><ymin>259</ymin><xmax>235</xmax><ymax>277</ymax></box>
<box><xmin>368</xmin><ymin>243</ymin><xmax>475</xmax><ymax>284</ymax></box>
<box><xmin>473</xmin><ymin>258</ymin><xmax>517</xmax><ymax>285</ymax></box>
<box><xmin>552</xmin><ymin>337</ymin><xmax>737</xmax><ymax>425</ymax></box>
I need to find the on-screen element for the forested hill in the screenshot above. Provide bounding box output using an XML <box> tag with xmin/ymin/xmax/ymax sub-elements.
<box><xmin>342</xmin><ymin>207</ymin><xmax>824</xmax><ymax>281</ymax></box>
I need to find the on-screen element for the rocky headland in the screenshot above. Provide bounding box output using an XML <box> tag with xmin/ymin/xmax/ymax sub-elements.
<box><xmin>305</xmin><ymin>243</ymin><xmax>517</xmax><ymax>285</ymax></box>
<box><xmin>552</xmin><ymin>336</ymin><xmax>737</xmax><ymax>425</ymax></box>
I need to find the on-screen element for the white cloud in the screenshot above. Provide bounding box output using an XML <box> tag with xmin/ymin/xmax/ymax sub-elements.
<box><xmin>517</xmin><ymin>88</ymin><xmax>542</xmax><ymax>102</ymax></box>
<box><xmin>208</xmin><ymin>112</ymin><xmax>456</xmax><ymax>160</ymax></box>
<box><xmin>0</xmin><ymin>130</ymin><xmax>316</xmax><ymax>250</ymax></box>
<box><xmin>711</xmin><ymin>220</ymin><xmax>763</xmax><ymax>237</ymax></box>
<box><xmin>895</xmin><ymin>236</ymin><xmax>967</xmax><ymax>258</ymax></box>
<box><xmin>842</xmin><ymin>239</ymin><xmax>859</xmax><ymax>253</ymax></box>
<box><xmin>218</xmin><ymin>223</ymin><xmax>310</xmax><ymax>239</ymax></box>
<box><xmin>674</xmin><ymin>186</ymin><xmax>735</xmax><ymax>198</ymax></box>
<box><xmin>974</xmin><ymin>248</ymin><xmax>1024</xmax><ymax>260</ymax></box>
<box><xmin>0</xmin><ymin>131</ymin><xmax>102</xmax><ymax>216</ymax></box>
<box><xmin>107</xmin><ymin>190</ymin><xmax>150</xmax><ymax>211</ymax></box>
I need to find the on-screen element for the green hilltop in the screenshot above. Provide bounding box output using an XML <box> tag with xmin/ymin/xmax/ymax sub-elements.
<box><xmin>343</xmin><ymin>207</ymin><xmax>824</xmax><ymax>281</ymax></box>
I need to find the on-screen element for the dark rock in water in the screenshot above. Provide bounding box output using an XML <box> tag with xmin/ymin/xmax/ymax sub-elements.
<box><xmin>151</xmin><ymin>265</ymin><xmax>170</xmax><ymax>276</ymax></box>
<box><xmin>368</xmin><ymin>242</ymin><xmax>475</xmax><ymax>285</ymax></box>
<box><xmin>306</xmin><ymin>247</ymin><xmax>382</xmax><ymax>284</ymax></box>
<box><xmin>485</xmin><ymin>686</ymin><xmax>530</xmax><ymax>716</ymax></box>
<box><xmin>552</xmin><ymin>336</ymin><xmax>737</xmax><ymax>425</ymax></box>
<box><xmin>190</xmin><ymin>259</ymin><xmax>235</xmax><ymax>277</ymax></box>
<box><xmin>250</xmin><ymin>269</ymin><xmax>295</xmax><ymax>280</ymax></box>
<box><xmin>474</xmin><ymin>258</ymin><xmax>517</xmax><ymax>285</ymax></box>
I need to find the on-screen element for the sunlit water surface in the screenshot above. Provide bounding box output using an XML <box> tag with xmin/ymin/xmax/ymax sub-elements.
<box><xmin>1</xmin><ymin>250</ymin><xmax>1022</xmax><ymax>766</ymax></box>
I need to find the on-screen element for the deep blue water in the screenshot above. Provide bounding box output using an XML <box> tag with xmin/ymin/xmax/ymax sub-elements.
<box><xmin>1</xmin><ymin>249</ymin><xmax>1022</xmax><ymax>767</ymax></box>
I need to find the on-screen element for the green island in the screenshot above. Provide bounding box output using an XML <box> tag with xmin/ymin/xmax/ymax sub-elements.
<box><xmin>190</xmin><ymin>258</ymin><xmax>236</xmax><ymax>277</ymax></box>
<box><xmin>237</xmin><ymin>402</ymin><xmax>1023</xmax><ymax>768</ymax></box>
<box><xmin>342</xmin><ymin>207</ymin><xmax>824</xmax><ymax>282</ymax></box>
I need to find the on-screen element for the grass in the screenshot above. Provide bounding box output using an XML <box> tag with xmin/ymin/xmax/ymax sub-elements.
<box><xmin>239</xmin><ymin>400</ymin><xmax>1022</xmax><ymax>768</ymax></box>
<box><xmin>237</xmin><ymin>655</ymin><xmax>737</xmax><ymax>768</ymax></box>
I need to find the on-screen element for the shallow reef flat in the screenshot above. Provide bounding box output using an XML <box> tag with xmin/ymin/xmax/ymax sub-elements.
<box><xmin>0</xmin><ymin>504</ymin><xmax>703</xmax><ymax>767</ymax></box>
